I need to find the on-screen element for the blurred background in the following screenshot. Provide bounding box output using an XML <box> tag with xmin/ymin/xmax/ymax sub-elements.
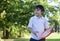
<box><xmin>0</xmin><ymin>0</ymin><xmax>60</xmax><ymax>41</ymax></box>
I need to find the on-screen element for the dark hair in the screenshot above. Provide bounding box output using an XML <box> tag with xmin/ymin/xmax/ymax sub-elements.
<box><xmin>34</xmin><ymin>5</ymin><xmax>45</xmax><ymax>12</ymax></box>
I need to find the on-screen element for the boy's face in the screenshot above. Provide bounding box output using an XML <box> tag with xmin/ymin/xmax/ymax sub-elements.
<box><xmin>34</xmin><ymin>8</ymin><xmax>42</xmax><ymax>17</ymax></box>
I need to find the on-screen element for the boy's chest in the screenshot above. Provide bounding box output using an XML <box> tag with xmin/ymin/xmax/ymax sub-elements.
<box><xmin>32</xmin><ymin>18</ymin><xmax>45</xmax><ymax>32</ymax></box>
<box><xmin>33</xmin><ymin>18</ymin><xmax>44</xmax><ymax>25</ymax></box>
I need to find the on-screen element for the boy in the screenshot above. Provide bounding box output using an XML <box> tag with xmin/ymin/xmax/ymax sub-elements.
<box><xmin>28</xmin><ymin>5</ymin><xmax>49</xmax><ymax>41</ymax></box>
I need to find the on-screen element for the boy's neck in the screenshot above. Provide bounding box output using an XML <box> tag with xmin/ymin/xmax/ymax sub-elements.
<box><xmin>36</xmin><ymin>15</ymin><xmax>42</xmax><ymax>18</ymax></box>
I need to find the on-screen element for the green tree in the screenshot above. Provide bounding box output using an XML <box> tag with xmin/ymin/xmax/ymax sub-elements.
<box><xmin>0</xmin><ymin>0</ymin><xmax>60</xmax><ymax>39</ymax></box>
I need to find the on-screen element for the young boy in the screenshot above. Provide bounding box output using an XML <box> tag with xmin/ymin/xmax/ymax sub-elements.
<box><xmin>28</xmin><ymin>5</ymin><xmax>49</xmax><ymax>41</ymax></box>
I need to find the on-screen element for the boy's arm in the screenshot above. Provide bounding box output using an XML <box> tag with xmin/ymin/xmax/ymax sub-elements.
<box><xmin>28</xmin><ymin>27</ymin><xmax>38</xmax><ymax>37</ymax></box>
<box><xmin>44</xmin><ymin>19</ymin><xmax>55</xmax><ymax>32</ymax></box>
<box><xmin>44</xmin><ymin>19</ymin><xmax>50</xmax><ymax>30</ymax></box>
<box><xmin>28</xmin><ymin>17</ymin><xmax>38</xmax><ymax>37</ymax></box>
<box><xmin>28</xmin><ymin>27</ymin><xmax>34</xmax><ymax>33</ymax></box>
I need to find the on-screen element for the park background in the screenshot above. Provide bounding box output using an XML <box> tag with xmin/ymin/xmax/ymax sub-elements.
<box><xmin>0</xmin><ymin>0</ymin><xmax>60</xmax><ymax>41</ymax></box>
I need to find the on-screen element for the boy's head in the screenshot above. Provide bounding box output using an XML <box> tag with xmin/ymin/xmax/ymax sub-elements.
<box><xmin>34</xmin><ymin>5</ymin><xmax>44</xmax><ymax>17</ymax></box>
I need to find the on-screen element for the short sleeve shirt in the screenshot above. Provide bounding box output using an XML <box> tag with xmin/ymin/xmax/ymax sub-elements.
<box><xmin>28</xmin><ymin>16</ymin><xmax>49</xmax><ymax>40</ymax></box>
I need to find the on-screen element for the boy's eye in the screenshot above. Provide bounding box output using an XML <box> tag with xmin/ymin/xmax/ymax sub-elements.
<box><xmin>36</xmin><ymin>9</ymin><xmax>41</xmax><ymax>11</ymax></box>
<box><xmin>37</xmin><ymin>9</ymin><xmax>40</xmax><ymax>11</ymax></box>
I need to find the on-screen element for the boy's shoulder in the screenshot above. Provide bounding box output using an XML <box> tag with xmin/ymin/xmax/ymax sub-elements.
<box><xmin>42</xmin><ymin>17</ymin><xmax>46</xmax><ymax>19</ymax></box>
<box><xmin>42</xmin><ymin>17</ymin><xmax>48</xmax><ymax>22</ymax></box>
<box><xmin>30</xmin><ymin>16</ymin><xmax>36</xmax><ymax>19</ymax></box>
<box><xmin>41</xmin><ymin>17</ymin><xmax>48</xmax><ymax>21</ymax></box>
<box><xmin>30</xmin><ymin>16</ymin><xmax>48</xmax><ymax>21</ymax></box>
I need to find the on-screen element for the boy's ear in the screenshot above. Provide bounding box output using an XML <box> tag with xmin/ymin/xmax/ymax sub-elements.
<box><xmin>41</xmin><ymin>11</ymin><xmax>44</xmax><ymax>15</ymax></box>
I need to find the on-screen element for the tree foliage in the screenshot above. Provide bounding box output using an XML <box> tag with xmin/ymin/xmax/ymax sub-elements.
<box><xmin>0</xmin><ymin>0</ymin><xmax>60</xmax><ymax>38</ymax></box>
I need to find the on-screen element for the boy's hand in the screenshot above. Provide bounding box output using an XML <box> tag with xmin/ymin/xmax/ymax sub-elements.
<box><xmin>51</xmin><ymin>28</ymin><xmax>55</xmax><ymax>33</ymax></box>
<box><xmin>33</xmin><ymin>31</ymin><xmax>39</xmax><ymax>37</ymax></box>
<box><xmin>28</xmin><ymin>27</ymin><xmax>39</xmax><ymax>37</ymax></box>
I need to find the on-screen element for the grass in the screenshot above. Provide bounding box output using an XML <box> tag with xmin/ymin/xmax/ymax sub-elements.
<box><xmin>1</xmin><ymin>33</ymin><xmax>60</xmax><ymax>41</ymax></box>
<box><xmin>46</xmin><ymin>33</ymin><xmax>60</xmax><ymax>39</ymax></box>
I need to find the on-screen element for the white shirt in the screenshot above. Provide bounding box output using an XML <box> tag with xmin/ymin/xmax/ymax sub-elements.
<box><xmin>28</xmin><ymin>16</ymin><xmax>49</xmax><ymax>40</ymax></box>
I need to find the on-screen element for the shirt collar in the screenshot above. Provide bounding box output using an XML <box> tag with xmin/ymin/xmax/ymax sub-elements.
<box><xmin>35</xmin><ymin>15</ymin><xmax>43</xmax><ymax>19</ymax></box>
